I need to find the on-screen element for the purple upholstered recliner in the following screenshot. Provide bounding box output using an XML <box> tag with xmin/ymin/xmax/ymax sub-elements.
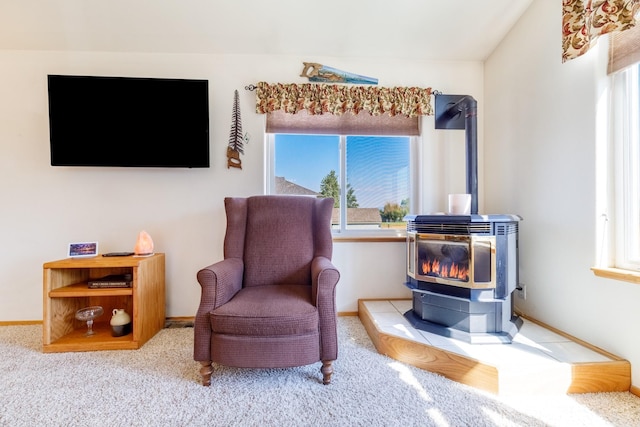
<box><xmin>194</xmin><ymin>195</ymin><xmax>340</xmax><ymax>385</ymax></box>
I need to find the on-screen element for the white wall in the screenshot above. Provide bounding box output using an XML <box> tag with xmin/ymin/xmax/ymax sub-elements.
<box><xmin>0</xmin><ymin>51</ymin><xmax>482</xmax><ymax>320</ymax></box>
<box><xmin>485</xmin><ymin>0</ymin><xmax>640</xmax><ymax>386</ymax></box>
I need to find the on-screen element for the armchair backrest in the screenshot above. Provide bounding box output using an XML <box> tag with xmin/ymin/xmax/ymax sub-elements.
<box><xmin>223</xmin><ymin>195</ymin><xmax>334</xmax><ymax>287</ymax></box>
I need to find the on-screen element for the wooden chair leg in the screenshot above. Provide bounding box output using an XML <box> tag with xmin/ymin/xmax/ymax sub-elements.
<box><xmin>199</xmin><ymin>361</ymin><xmax>213</xmax><ymax>386</ymax></box>
<box><xmin>321</xmin><ymin>360</ymin><xmax>333</xmax><ymax>385</ymax></box>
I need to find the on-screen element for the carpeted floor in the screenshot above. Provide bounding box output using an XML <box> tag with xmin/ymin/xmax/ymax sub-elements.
<box><xmin>0</xmin><ymin>317</ymin><xmax>639</xmax><ymax>426</ymax></box>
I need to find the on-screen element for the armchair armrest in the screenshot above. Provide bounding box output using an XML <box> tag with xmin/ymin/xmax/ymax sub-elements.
<box><xmin>194</xmin><ymin>257</ymin><xmax>243</xmax><ymax>361</ymax></box>
<box><xmin>311</xmin><ymin>256</ymin><xmax>340</xmax><ymax>305</ymax></box>
<box><xmin>311</xmin><ymin>256</ymin><xmax>340</xmax><ymax>361</ymax></box>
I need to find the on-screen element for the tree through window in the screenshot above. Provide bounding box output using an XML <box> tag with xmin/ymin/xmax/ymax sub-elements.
<box><xmin>268</xmin><ymin>133</ymin><xmax>413</xmax><ymax>234</ymax></box>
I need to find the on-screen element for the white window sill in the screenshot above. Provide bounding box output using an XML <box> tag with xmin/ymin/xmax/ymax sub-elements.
<box><xmin>591</xmin><ymin>267</ymin><xmax>640</xmax><ymax>285</ymax></box>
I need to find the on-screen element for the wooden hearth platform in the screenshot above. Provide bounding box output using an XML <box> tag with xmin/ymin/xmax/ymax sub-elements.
<box><xmin>358</xmin><ymin>299</ymin><xmax>631</xmax><ymax>395</ymax></box>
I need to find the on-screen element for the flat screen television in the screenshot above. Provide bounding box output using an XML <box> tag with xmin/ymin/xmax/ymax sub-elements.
<box><xmin>47</xmin><ymin>75</ymin><xmax>210</xmax><ymax>168</ymax></box>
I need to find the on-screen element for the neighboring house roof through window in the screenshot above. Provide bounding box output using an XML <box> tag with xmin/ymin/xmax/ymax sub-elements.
<box><xmin>275</xmin><ymin>176</ymin><xmax>318</xmax><ymax>196</ymax></box>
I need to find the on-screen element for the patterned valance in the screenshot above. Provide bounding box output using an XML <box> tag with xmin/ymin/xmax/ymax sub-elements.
<box><xmin>255</xmin><ymin>82</ymin><xmax>433</xmax><ymax>117</ymax></box>
<box><xmin>562</xmin><ymin>0</ymin><xmax>640</xmax><ymax>63</ymax></box>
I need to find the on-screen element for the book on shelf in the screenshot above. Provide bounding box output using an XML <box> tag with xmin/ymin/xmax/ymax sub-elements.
<box><xmin>88</xmin><ymin>274</ymin><xmax>132</xmax><ymax>289</ymax></box>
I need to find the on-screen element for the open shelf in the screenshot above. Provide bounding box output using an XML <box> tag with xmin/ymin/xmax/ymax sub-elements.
<box><xmin>45</xmin><ymin>322</ymin><xmax>139</xmax><ymax>352</ymax></box>
<box><xmin>49</xmin><ymin>282</ymin><xmax>133</xmax><ymax>298</ymax></box>
<box><xmin>42</xmin><ymin>253</ymin><xmax>165</xmax><ymax>353</ymax></box>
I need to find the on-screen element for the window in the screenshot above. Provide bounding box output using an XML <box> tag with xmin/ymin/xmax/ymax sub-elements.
<box><xmin>266</xmin><ymin>133</ymin><xmax>417</xmax><ymax>235</ymax></box>
<box><xmin>610</xmin><ymin>64</ymin><xmax>640</xmax><ymax>270</ymax></box>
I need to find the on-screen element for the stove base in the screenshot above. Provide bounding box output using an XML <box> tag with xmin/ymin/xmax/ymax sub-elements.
<box><xmin>406</xmin><ymin>289</ymin><xmax>522</xmax><ymax>344</ymax></box>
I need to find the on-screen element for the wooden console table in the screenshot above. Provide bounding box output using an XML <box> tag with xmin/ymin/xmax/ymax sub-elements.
<box><xmin>42</xmin><ymin>253</ymin><xmax>165</xmax><ymax>353</ymax></box>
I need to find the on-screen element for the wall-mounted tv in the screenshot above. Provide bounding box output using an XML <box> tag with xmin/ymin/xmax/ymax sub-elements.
<box><xmin>47</xmin><ymin>75</ymin><xmax>210</xmax><ymax>168</ymax></box>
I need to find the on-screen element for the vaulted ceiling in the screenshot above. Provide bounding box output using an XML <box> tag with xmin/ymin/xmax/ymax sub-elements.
<box><xmin>0</xmin><ymin>0</ymin><xmax>533</xmax><ymax>61</ymax></box>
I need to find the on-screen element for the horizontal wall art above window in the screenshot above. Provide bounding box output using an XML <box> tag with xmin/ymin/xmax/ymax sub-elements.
<box><xmin>299</xmin><ymin>62</ymin><xmax>378</xmax><ymax>85</ymax></box>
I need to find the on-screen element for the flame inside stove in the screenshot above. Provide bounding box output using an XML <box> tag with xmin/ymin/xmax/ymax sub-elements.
<box><xmin>421</xmin><ymin>258</ymin><xmax>469</xmax><ymax>281</ymax></box>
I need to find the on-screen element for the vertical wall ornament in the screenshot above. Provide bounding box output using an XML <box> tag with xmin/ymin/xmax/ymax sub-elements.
<box><xmin>227</xmin><ymin>89</ymin><xmax>246</xmax><ymax>169</ymax></box>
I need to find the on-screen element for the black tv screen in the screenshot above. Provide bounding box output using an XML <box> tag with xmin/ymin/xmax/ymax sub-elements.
<box><xmin>47</xmin><ymin>75</ymin><xmax>210</xmax><ymax>168</ymax></box>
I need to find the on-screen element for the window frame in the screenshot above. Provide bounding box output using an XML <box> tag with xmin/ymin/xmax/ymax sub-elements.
<box><xmin>612</xmin><ymin>64</ymin><xmax>640</xmax><ymax>271</ymax></box>
<box><xmin>265</xmin><ymin>132</ymin><xmax>421</xmax><ymax>238</ymax></box>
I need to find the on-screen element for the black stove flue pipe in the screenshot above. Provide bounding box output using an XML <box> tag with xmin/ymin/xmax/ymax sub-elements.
<box><xmin>434</xmin><ymin>94</ymin><xmax>478</xmax><ymax>215</ymax></box>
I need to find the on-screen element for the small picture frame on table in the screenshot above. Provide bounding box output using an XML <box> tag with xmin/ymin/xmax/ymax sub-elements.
<box><xmin>68</xmin><ymin>242</ymin><xmax>98</xmax><ymax>258</ymax></box>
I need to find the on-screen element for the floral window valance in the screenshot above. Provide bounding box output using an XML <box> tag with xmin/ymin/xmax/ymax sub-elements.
<box><xmin>255</xmin><ymin>82</ymin><xmax>433</xmax><ymax>117</ymax></box>
<box><xmin>562</xmin><ymin>0</ymin><xmax>640</xmax><ymax>63</ymax></box>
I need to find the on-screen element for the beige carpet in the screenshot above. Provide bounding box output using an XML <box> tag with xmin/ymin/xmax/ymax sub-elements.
<box><xmin>1</xmin><ymin>317</ymin><xmax>639</xmax><ymax>427</ymax></box>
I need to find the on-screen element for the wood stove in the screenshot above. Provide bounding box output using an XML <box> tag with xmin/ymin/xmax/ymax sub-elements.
<box><xmin>405</xmin><ymin>93</ymin><xmax>523</xmax><ymax>343</ymax></box>
<box><xmin>404</xmin><ymin>214</ymin><xmax>522</xmax><ymax>343</ymax></box>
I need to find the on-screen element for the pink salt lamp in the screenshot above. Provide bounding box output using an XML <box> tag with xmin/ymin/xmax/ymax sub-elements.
<box><xmin>134</xmin><ymin>230</ymin><xmax>154</xmax><ymax>255</ymax></box>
